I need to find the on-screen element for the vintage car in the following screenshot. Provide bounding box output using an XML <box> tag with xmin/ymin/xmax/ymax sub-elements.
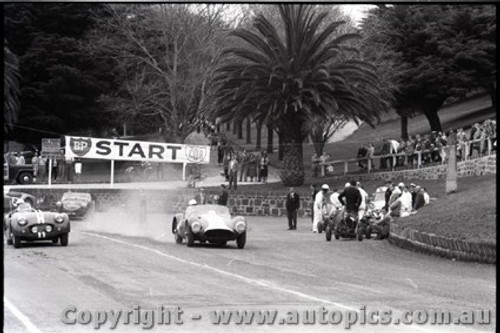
<box><xmin>172</xmin><ymin>203</ymin><xmax>247</xmax><ymax>248</ymax></box>
<box><xmin>4</xmin><ymin>189</ymin><xmax>40</xmax><ymax>209</ymax></box>
<box><xmin>58</xmin><ymin>192</ymin><xmax>95</xmax><ymax>219</ymax></box>
<box><xmin>4</xmin><ymin>201</ymin><xmax>70</xmax><ymax>248</ymax></box>
<box><xmin>369</xmin><ymin>186</ymin><xmax>388</xmax><ymax>211</ymax></box>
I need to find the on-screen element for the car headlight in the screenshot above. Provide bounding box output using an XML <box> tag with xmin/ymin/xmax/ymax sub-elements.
<box><xmin>17</xmin><ymin>217</ymin><xmax>28</xmax><ymax>226</ymax></box>
<box><xmin>54</xmin><ymin>214</ymin><xmax>65</xmax><ymax>223</ymax></box>
<box><xmin>46</xmin><ymin>225</ymin><xmax>53</xmax><ymax>232</ymax></box>
<box><xmin>235</xmin><ymin>221</ymin><xmax>246</xmax><ymax>233</ymax></box>
<box><xmin>191</xmin><ymin>222</ymin><xmax>202</xmax><ymax>234</ymax></box>
<box><xmin>32</xmin><ymin>226</ymin><xmax>38</xmax><ymax>233</ymax></box>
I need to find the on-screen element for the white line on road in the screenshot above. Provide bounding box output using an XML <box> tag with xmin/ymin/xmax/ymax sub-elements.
<box><xmin>4</xmin><ymin>298</ymin><xmax>43</xmax><ymax>333</ymax></box>
<box><xmin>80</xmin><ymin>231</ymin><xmax>481</xmax><ymax>333</ymax></box>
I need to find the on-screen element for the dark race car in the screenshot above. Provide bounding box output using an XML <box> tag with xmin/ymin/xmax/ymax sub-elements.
<box><xmin>4</xmin><ymin>201</ymin><xmax>70</xmax><ymax>248</ymax></box>
<box><xmin>172</xmin><ymin>203</ymin><xmax>247</xmax><ymax>248</ymax></box>
<box><xmin>58</xmin><ymin>192</ymin><xmax>95</xmax><ymax>219</ymax></box>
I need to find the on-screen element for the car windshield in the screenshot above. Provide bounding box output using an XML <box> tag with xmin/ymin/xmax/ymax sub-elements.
<box><xmin>62</xmin><ymin>193</ymin><xmax>91</xmax><ymax>201</ymax></box>
<box><xmin>16</xmin><ymin>203</ymin><xmax>33</xmax><ymax>212</ymax></box>
<box><xmin>187</xmin><ymin>204</ymin><xmax>230</xmax><ymax>217</ymax></box>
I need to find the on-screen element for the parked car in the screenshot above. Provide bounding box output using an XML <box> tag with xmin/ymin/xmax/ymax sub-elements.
<box><xmin>369</xmin><ymin>186</ymin><xmax>388</xmax><ymax>211</ymax></box>
<box><xmin>4</xmin><ymin>201</ymin><xmax>70</xmax><ymax>248</ymax></box>
<box><xmin>172</xmin><ymin>203</ymin><xmax>247</xmax><ymax>248</ymax></box>
<box><xmin>58</xmin><ymin>192</ymin><xmax>95</xmax><ymax>219</ymax></box>
<box><xmin>4</xmin><ymin>161</ymin><xmax>35</xmax><ymax>184</ymax></box>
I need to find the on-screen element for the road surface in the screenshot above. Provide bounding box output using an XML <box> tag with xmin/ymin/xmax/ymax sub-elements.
<box><xmin>4</xmin><ymin>214</ymin><xmax>495</xmax><ymax>333</ymax></box>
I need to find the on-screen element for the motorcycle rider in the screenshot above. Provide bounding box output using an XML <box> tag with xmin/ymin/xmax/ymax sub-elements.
<box><xmin>338</xmin><ymin>180</ymin><xmax>362</xmax><ymax>222</ymax></box>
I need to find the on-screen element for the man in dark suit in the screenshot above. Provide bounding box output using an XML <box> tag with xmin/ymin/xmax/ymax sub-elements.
<box><xmin>285</xmin><ymin>187</ymin><xmax>300</xmax><ymax>230</ymax></box>
<box><xmin>217</xmin><ymin>184</ymin><xmax>229</xmax><ymax>206</ymax></box>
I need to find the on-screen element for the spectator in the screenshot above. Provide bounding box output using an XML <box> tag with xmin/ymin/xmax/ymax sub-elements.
<box><xmin>310</xmin><ymin>184</ymin><xmax>319</xmax><ymax>223</ymax></box>
<box><xmin>31</xmin><ymin>152</ymin><xmax>39</xmax><ymax>181</ymax></box>
<box><xmin>260</xmin><ymin>151</ymin><xmax>269</xmax><ymax>183</ymax></box>
<box><xmin>413</xmin><ymin>186</ymin><xmax>426</xmax><ymax>211</ymax></box>
<box><xmin>405</xmin><ymin>136</ymin><xmax>415</xmax><ymax>166</ymax></box>
<box><xmin>367</xmin><ymin>142</ymin><xmax>375</xmax><ymax>170</ymax></box>
<box><xmin>389</xmin><ymin>138</ymin><xmax>400</xmax><ymax>169</ymax></box>
<box><xmin>388</xmin><ymin>182</ymin><xmax>402</xmax><ymax>207</ymax></box>
<box><xmin>9</xmin><ymin>152</ymin><xmax>18</xmax><ymax>165</ymax></box>
<box><xmin>217</xmin><ymin>184</ymin><xmax>229</xmax><ymax>206</ymax></box>
<box><xmin>389</xmin><ymin>183</ymin><xmax>412</xmax><ymax>217</ymax></box>
<box><xmin>311</xmin><ymin>153</ymin><xmax>320</xmax><ymax>178</ymax></box>
<box><xmin>413</xmin><ymin>135</ymin><xmax>423</xmax><ymax>166</ymax></box>
<box><xmin>51</xmin><ymin>158</ymin><xmax>59</xmax><ymax>181</ymax></box>
<box><xmin>380</xmin><ymin>138</ymin><xmax>391</xmax><ymax>170</ymax></box>
<box><xmin>256</xmin><ymin>151</ymin><xmax>262</xmax><ymax>182</ymax></box>
<box><xmin>74</xmin><ymin>158</ymin><xmax>82</xmax><ymax>183</ymax></box>
<box><xmin>470</xmin><ymin>123</ymin><xmax>482</xmax><ymax>159</ymax></box>
<box><xmin>223</xmin><ymin>152</ymin><xmax>231</xmax><ymax>181</ymax></box>
<box><xmin>456</xmin><ymin>128</ymin><xmax>467</xmax><ymax>160</ymax></box>
<box><xmin>246</xmin><ymin>153</ymin><xmax>257</xmax><ymax>182</ymax></box>
<box><xmin>357</xmin><ymin>144</ymin><xmax>367</xmax><ymax>170</ymax></box>
<box><xmin>409</xmin><ymin>183</ymin><xmax>417</xmax><ymax>207</ymax></box>
<box><xmin>228</xmin><ymin>155</ymin><xmax>238</xmax><ymax>190</ymax></box>
<box><xmin>384</xmin><ymin>180</ymin><xmax>393</xmax><ymax>210</ymax></box>
<box><xmin>396</xmin><ymin>138</ymin><xmax>406</xmax><ymax>167</ymax></box>
<box><xmin>285</xmin><ymin>187</ymin><xmax>300</xmax><ymax>230</ymax></box>
<box><xmin>16</xmin><ymin>152</ymin><xmax>25</xmax><ymax>165</ymax></box>
<box><xmin>39</xmin><ymin>156</ymin><xmax>47</xmax><ymax>182</ymax></box>
<box><xmin>319</xmin><ymin>151</ymin><xmax>330</xmax><ymax>176</ymax></box>
<box><xmin>217</xmin><ymin>140</ymin><xmax>224</xmax><ymax>166</ymax></box>
<box><xmin>238</xmin><ymin>149</ymin><xmax>248</xmax><ymax>182</ymax></box>
<box><xmin>423</xmin><ymin>187</ymin><xmax>430</xmax><ymax>206</ymax></box>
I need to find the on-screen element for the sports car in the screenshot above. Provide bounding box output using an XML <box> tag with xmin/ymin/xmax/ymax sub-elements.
<box><xmin>172</xmin><ymin>204</ymin><xmax>247</xmax><ymax>248</ymax></box>
<box><xmin>58</xmin><ymin>191</ymin><xmax>95</xmax><ymax>219</ymax></box>
<box><xmin>4</xmin><ymin>201</ymin><xmax>70</xmax><ymax>248</ymax></box>
<box><xmin>369</xmin><ymin>186</ymin><xmax>387</xmax><ymax>211</ymax></box>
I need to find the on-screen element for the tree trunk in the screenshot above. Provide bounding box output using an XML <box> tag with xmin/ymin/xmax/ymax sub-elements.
<box><xmin>310</xmin><ymin>134</ymin><xmax>325</xmax><ymax>156</ymax></box>
<box><xmin>278</xmin><ymin>131</ymin><xmax>284</xmax><ymax>161</ymax></box>
<box><xmin>246</xmin><ymin>118</ymin><xmax>251</xmax><ymax>144</ymax></box>
<box><xmin>446</xmin><ymin>131</ymin><xmax>458</xmax><ymax>193</ymax></box>
<box><xmin>237</xmin><ymin>120</ymin><xmax>243</xmax><ymax>139</ymax></box>
<box><xmin>401</xmin><ymin>115</ymin><xmax>408</xmax><ymax>140</ymax></box>
<box><xmin>256</xmin><ymin>120</ymin><xmax>262</xmax><ymax>150</ymax></box>
<box><xmin>424</xmin><ymin>110</ymin><xmax>442</xmax><ymax>132</ymax></box>
<box><xmin>267</xmin><ymin>124</ymin><xmax>273</xmax><ymax>154</ymax></box>
<box><xmin>280</xmin><ymin>133</ymin><xmax>305</xmax><ymax>186</ymax></box>
<box><xmin>226</xmin><ymin>122</ymin><xmax>230</xmax><ymax>131</ymax></box>
<box><xmin>232</xmin><ymin>120</ymin><xmax>237</xmax><ymax>134</ymax></box>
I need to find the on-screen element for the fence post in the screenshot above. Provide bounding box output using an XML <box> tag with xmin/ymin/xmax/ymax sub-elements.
<box><xmin>344</xmin><ymin>161</ymin><xmax>348</xmax><ymax>175</ymax></box>
<box><xmin>392</xmin><ymin>155</ymin><xmax>396</xmax><ymax>170</ymax></box>
<box><xmin>321</xmin><ymin>163</ymin><xmax>325</xmax><ymax>177</ymax></box>
<box><xmin>367</xmin><ymin>158</ymin><xmax>371</xmax><ymax>173</ymax></box>
<box><xmin>464</xmin><ymin>142</ymin><xmax>469</xmax><ymax>161</ymax></box>
<box><xmin>417</xmin><ymin>152</ymin><xmax>422</xmax><ymax>169</ymax></box>
<box><xmin>487</xmin><ymin>138</ymin><xmax>492</xmax><ymax>156</ymax></box>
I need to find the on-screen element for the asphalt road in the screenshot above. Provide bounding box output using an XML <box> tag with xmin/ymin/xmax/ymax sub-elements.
<box><xmin>4</xmin><ymin>213</ymin><xmax>495</xmax><ymax>333</ymax></box>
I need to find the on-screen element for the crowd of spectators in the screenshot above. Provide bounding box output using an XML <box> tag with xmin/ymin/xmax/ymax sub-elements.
<box><xmin>354</xmin><ymin>118</ymin><xmax>496</xmax><ymax>172</ymax></box>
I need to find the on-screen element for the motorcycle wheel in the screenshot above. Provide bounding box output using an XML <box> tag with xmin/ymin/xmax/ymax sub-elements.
<box><xmin>357</xmin><ymin>228</ymin><xmax>363</xmax><ymax>241</ymax></box>
<box><xmin>318</xmin><ymin>223</ymin><xmax>323</xmax><ymax>234</ymax></box>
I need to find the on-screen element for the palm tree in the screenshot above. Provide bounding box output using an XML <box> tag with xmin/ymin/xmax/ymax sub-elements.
<box><xmin>4</xmin><ymin>39</ymin><xmax>20</xmax><ymax>134</ymax></box>
<box><xmin>212</xmin><ymin>5</ymin><xmax>388</xmax><ymax>185</ymax></box>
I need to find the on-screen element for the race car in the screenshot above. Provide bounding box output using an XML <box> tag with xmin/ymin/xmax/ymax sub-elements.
<box><xmin>4</xmin><ymin>201</ymin><xmax>70</xmax><ymax>248</ymax></box>
<box><xmin>4</xmin><ymin>188</ymin><xmax>40</xmax><ymax>209</ymax></box>
<box><xmin>57</xmin><ymin>191</ymin><xmax>95</xmax><ymax>219</ymax></box>
<box><xmin>172</xmin><ymin>202</ymin><xmax>247</xmax><ymax>248</ymax></box>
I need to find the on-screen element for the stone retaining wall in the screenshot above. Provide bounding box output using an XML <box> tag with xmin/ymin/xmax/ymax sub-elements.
<box><xmin>330</xmin><ymin>155</ymin><xmax>496</xmax><ymax>182</ymax></box>
<box><xmin>389</xmin><ymin>223</ymin><xmax>496</xmax><ymax>264</ymax></box>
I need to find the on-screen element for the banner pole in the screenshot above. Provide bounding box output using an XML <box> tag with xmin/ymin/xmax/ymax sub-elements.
<box><xmin>182</xmin><ymin>162</ymin><xmax>187</xmax><ymax>181</ymax></box>
<box><xmin>110</xmin><ymin>160</ymin><xmax>115</xmax><ymax>187</ymax></box>
<box><xmin>48</xmin><ymin>158</ymin><xmax>52</xmax><ymax>187</ymax></box>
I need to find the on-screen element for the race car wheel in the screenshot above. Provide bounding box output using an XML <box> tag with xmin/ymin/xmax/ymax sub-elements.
<box><xmin>13</xmin><ymin>236</ymin><xmax>21</xmax><ymax>248</ymax></box>
<box><xmin>60</xmin><ymin>233</ymin><xmax>69</xmax><ymax>246</ymax></box>
<box><xmin>186</xmin><ymin>227</ymin><xmax>195</xmax><ymax>247</ymax></box>
<box><xmin>236</xmin><ymin>232</ymin><xmax>246</xmax><ymax>249</ymax></box>
<box><xmin>52</xmin><ymin>238</ymin><xmax>59</xmax><ymax>244</ymax></box>
<box><xmin>175</xmin><ymin>233</ymin><xmax>183</xmax><ymax>244</ymax></box>
<box><xmin>325</xmin><ymin>225</ymin><xmax>332</xmax><ymax>242</ymax></box>
<box><xmin>171</xmin><ymin>219</ymin><xmax>177</xmax><ymax>234</ymax></box>
<box><xmin>365</xmin><ymin>226</ymin><xmax>372</xmax><ymax>239</ymax></box>
<box><xmin>18</xmin><ymin>172</ymin><xmax>34</xmax><ymax>184</ymax></box>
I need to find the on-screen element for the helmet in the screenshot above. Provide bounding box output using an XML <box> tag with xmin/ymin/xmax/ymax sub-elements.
<box><xmin>188</xmin><ymin>199</ymin><xmax>197</xmax><ymax>206</ymax></box>
<box><xmin>321</xmin><ymin>184</ymin><xmax>330</xmax><ymax>190</ymax></box>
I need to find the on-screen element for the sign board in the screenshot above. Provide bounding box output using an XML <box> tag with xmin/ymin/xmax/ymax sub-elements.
<box><xmin>41</xmin><ymin>138</ymin><xmax>62</xmax><ymax>159</ymax></box>
<box><xmin>64</xmin><ymin>136</ymin><xmax>210</xmax><ymax>164</ymax></box>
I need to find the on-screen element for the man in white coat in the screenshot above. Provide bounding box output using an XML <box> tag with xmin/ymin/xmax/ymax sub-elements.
<box><xmin>313</xmin><ymin>184</ymin><xmax>330</xmax><ymax>233</ymax></box>
<box><xmin>356</xmin><ymin>182</ymin><xmax>370</xmax><ymax>220</ymax></box>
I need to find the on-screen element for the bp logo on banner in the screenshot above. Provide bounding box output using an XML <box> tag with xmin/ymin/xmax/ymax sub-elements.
<box><xmin>69</xmin><ymin>137</ymin><xmax>92</xmax><ymax>157</ymax></box>
<box><xmin>185</xmin><ymin>145</ymin><xmax>206</xmax><ymax>163</ymax></box>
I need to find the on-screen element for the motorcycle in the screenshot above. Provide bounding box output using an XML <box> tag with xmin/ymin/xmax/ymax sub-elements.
<box><xmin>322</xmin><ymin>204</ymin><xmax>341</xmax><ymax>242</ymax></box>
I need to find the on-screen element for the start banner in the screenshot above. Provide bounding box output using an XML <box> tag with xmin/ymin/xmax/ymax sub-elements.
<box><xmin>65</xmin><ymin>136</ymin><xmax>210</xmax><ymax>164</ymax></box>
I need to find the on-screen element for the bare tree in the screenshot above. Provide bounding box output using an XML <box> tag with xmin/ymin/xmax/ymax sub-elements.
<box><xmin>87</xmin><ymin>4</ymin><xmax>230</xmax><ymax>142</ymax></box>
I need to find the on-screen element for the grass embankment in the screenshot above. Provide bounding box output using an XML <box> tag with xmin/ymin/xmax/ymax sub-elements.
<box><xmin>204</xmin><ymin>174</ymin><xmax>496</xmax><ymax>244</ymax></box>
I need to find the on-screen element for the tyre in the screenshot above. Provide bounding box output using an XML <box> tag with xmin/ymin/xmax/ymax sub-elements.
<box><xmin>52</xmin><ymin>238</ymin><xmax>59</xmax><ymax>244</ymax></box>
<box><xmin>357</xmin><ymin>229</ymin><xmax>363</xmax><ymax>241</ymax></box>
<box><xmin>317</xmin><ymin>222</ymin><xmax>323</xmax><ymax>234</ymax></box>
<box><xmin>175</xmin><ymin>233</ymin><xmax>183</xmax><ymax>244</ymax></box>
<box><xmin>186</xmin><ymin>227</ymin><xmax>195</xmax><ymax>247</ymax></box>
<box><xmin>334</xmin><ymin>232</ymin><xmax>340</xmax><ymax>240</ymax></box>
<box><xmin>236</xmin><ymin>232</ymin><xmax>246</xmax><ymax>249</ymax></box>
<box><xmin>60</xmin><ymin>233</ymin><xmax>69</xmax><ymax>246</ymax></box>
<box><xmin>13</xmin><ymin>236</ymin><xmax>21</xmax><ymax>248</ymax></box>
<box><xmin>5</xmin><ymin>230</ymin><xmax>13</xmax><ymax>245</ymax></box>
<box><xmin>325</xmin><ymin>225</ymin><xmax>332</xmax><ymax>242</ymax></box>
<box><xmin>365</xmin><ymin>226</ymin><xmax>372</xmax><ymax>239</ymax></box>
<box><xmin>171</xmin><ymin>219</ymin><xmax>178</xmax><ymax>234</ymax></box>
<box><xmin>18</xmin><ymin>172</ymin><xmax>33</xmax><ymax>184</ymax></box>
